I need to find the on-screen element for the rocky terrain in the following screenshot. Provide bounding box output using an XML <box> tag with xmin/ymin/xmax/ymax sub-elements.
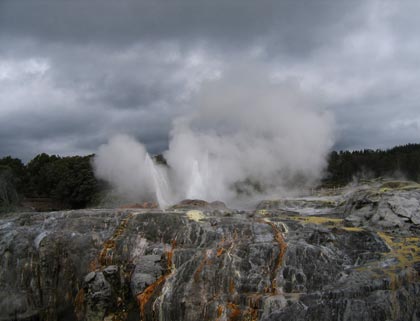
<box><xmin>1</xmin><ymin>180</ymin><xmax>420</xmax><ymax>321</ymax></box>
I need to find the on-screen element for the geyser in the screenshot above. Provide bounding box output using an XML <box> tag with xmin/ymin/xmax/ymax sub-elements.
<box><xmin>144</xmin><ymin>153</ymin><xmax>172</xmax><ymax>208</ymax></box>
<box><xmin>94</xmin><ymin>135</ymin><xmax>172</xmax><ymax>208</ymax></box>
<box><xmin>94</xmin><ymin>66</ymin><xmax>334</xmax><ymax>208</ymax></box>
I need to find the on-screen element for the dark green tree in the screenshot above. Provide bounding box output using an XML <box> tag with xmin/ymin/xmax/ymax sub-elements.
<box><xmin>0</xmin><ymin>157</ymin><xmax>25</xmax><ymax>206</ymax></box>
<box><xmin>323</xmin><ymin>143</ymin><xmax>420</xmax><ymax>186</ymax></box>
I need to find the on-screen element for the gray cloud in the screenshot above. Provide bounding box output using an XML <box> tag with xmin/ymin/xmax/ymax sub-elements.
<box><xmin>0</xmin><ymin>1</ymin><xmax>366</xmax><ymax>52</ymax></box>
<box><xmin>0</xmin><ymin>0</ymin><xmax>420</xmax><ymax>161</ymax></box>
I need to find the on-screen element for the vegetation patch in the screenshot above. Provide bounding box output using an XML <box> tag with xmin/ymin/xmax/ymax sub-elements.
<box><xmin>285</xmin><ymin>215</ymin><xmax>344</xmax><ymax>227</ymax></box>
<box><xmin>379</xmin><ymin>181</ymin><xmax>420</xmax><ymax>193</ymax></box>
<box><xmin>377</xmin><ymin>232</ymin><xmax>420</xmax><ymax>274</ymax></box>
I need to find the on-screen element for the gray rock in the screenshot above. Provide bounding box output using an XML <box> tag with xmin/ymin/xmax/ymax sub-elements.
<box><xmin>344</xmin><ymin>187</ymin><xmax>420</xmax><ymax>229</ymax></box>
<box><xmin>84</xmin><ymin>272</ymin><xmax>97</xmax><ymax>284</ymax></box>
<box><xmin>84</xmin><ymin>272</ymin><xmax>112</xmax><ymax>321</ymax></box>
<box><xmin>0</xmin><ymin>192</ymin><xmax>419</xmax><ymax>321</ymax></box>
<box><xmin>388</xmin><ymin>193</ymin><xmax>420</xmax><ymax>224</ymax></box>
<box><xmin>103</xmin><ymin>265</ymin><xmax>118</xmax><ymax>276</ymax></box>
<box><xmin>130</xmin><ymin>254</ymin><xmax>164</xmax><ymax>295</ymax></box>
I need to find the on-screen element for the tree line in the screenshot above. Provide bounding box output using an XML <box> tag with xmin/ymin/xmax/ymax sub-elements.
<box><xmin>0</xmin><ymin>143</ymin><xmax>419</xmax><ymax>210</ymax></box>
<box><xmin>322</xmin><ymin>143</ymin><xmax>420</xmax><ymax>186</ymax></box>
<box><xmin>0</xmin><ymin>153</ymin><xmax>103</xmax><ymax>210</ymax></box>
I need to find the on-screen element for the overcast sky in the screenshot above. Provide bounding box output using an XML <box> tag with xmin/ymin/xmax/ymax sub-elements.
<box><xmin>1</xmin><ymin>0</ymin><xmax>420</xmax><ymax>161</ymax></box>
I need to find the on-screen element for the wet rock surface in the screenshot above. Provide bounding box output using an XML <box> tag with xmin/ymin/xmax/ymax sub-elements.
<box><xmin>1</xmin><ymin>184</ymin><xmax>420</xmax><ymax>321</ymax></box>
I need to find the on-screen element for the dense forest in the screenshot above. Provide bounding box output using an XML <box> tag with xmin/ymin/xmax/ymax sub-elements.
<box><xmin>323</xmin><ymin>143</ymin><xmax>420</xmax><ymax>186</ymax></box>
<box><xmin>0</xmin><ymin>143</ymin><xmax>419</xmax><ymax>211</ymax></box>
<box><xmin>0</xmin><ymin>154</ymin><xmax>103</xmax><ymax>210</ymax></box>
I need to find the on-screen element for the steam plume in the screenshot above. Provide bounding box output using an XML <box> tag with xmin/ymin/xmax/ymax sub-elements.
<box><xmin>94</xmin><ymin>65</ymin><xmax>334</xmax><ymax>208</ymax></box>
<box><xmin>94</xmin><ymin>135</ymin><xmax>172</xmax><ymax>207</ymax></box>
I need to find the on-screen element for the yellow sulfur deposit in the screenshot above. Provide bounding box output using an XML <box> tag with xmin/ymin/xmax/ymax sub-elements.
<box><xmin>186</xmin><ymin>210</ymin><xmax>206</xmax><ymax>222</ymax></box>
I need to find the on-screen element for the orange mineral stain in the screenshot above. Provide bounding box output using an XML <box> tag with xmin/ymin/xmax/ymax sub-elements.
<box><xmin>136</xmin><ymin>240</ymin><xmax>177</xmax><ymax>320</ymax></box>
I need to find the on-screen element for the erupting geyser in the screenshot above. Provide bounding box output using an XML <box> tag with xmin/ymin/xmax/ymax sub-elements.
<box><xmin>144</xmin><ymin>153</ymin><xmax>172</xmax><ymax>209</ymax></box>
<box><xmin>94</xmin><ymin>66</ymin><xmax>334</xmax><ymax>209</ymax></box>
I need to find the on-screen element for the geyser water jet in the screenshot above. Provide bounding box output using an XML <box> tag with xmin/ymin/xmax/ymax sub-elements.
<box><xmin>144</xmin><ymin>153</ymin><xmax>172</xmax><ymax>209</ymax></box>
<box><xmin>94</xmin><ymin>65</ymin><xmax>334</xmax><ymax>208</ymax></box>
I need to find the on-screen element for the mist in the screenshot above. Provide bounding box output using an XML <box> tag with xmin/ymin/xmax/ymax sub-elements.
<box><xmin>94</xmin><ymin>65</ymin><xmax>335</xmax><ymax>208</ymax></box>
<box><xmin>94</xmin><ymin>135</ymin><xmax>172</xmax><ymax>207</ymax></box>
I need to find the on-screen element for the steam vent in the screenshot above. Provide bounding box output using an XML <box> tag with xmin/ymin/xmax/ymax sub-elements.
<box><xmin>1</xmin><ymin>180</ymin><xmax>420</xmax><ymax>321</ymax></box>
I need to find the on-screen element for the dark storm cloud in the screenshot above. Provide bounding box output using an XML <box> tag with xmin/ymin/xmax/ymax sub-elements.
<box><xmin>0</xmin><ymin>0</ymin><xmax>420</xmax><ymax>161</ymax></box>
<box><xmin>0</xmin><ymin>0</ymin><xmax>366</xmax><ymax>54</ymax></box>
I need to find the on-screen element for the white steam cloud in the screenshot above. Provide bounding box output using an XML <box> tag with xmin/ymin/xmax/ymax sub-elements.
<box><xmin>94</xmin><ymin>65</ymin><xmax>334</xmax><ymax>208</ymax></box>
<box><xmin>94</xmin><ymin>135</ymin><xmax>172</xmax><ymax>207</ymax></box>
